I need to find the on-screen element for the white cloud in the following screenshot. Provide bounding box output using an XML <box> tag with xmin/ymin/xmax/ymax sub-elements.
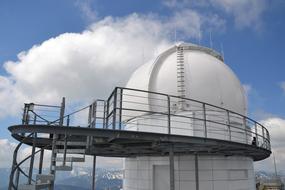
<box><xmin>163</xmin><ymin>0</ymin><xmax>267</xmax><ymax>29</ymax></box>
<box><xmin>75</xmin><ymin>0</ymin><xmax>97</xmax><ymax>22</ymax></box>
<box><xmin>210</xmin><ymin>0</ymin><xmax>267</xmax><ymax>29</ymax></box>
<box><xmin>255</xmin><ymin>117</ymin><xmax>285</xmax><ymax>173</ymax></box>
<box><xmin>0</xmin><ymin>11</ymin><xmax>225</xmax><ymax>119</ymax></box>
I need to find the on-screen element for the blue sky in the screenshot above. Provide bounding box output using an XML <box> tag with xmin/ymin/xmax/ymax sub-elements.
<box><xmin>0</xmin><ymin>0</ymin><xmax>285</xmax><ymax>170</ymax></box>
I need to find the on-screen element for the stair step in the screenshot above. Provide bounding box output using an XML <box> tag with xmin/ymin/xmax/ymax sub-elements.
<box><xmin>19</xmin><ymin>183</ymin><xmax>51</xmax><ymax>190</ymax></box>
<box><xmin>55</xmin><ymin>165</ymin><xmax>73</xmax><ymax>171</ymax></box>
<box><xmin>56</xmin><ymin>141</ymin><xmax>86</xmax><ymax>146</ymax></box>
<box><xmin>55</xmin><ymin>149</ymin><xmax>85</xmax><ymax>154</ymax></box>
<box><xmin>36</xmin><ymin>174</ymin><xmax>54</xmax><ymax>183</ymax></box>
<box><xmin>56</xmin><ymin>157</ymin><xmax>85</xmax><ymax>162</ymax></box>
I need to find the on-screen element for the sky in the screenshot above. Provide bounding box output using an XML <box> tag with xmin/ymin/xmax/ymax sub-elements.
<box><xmin>0</xmin><ymin>0</ymin><xmax>285</xmax><ymax>172</ymax></box>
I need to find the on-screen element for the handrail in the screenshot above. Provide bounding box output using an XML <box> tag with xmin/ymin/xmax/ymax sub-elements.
<box><xmin>18</xmin><ymin>87</ymin><xmax>271</xmax><ymax>153</ymax></box>
<box><xmin>9</xmin><ymin>133</ymin><xmax>34</xmax><ymax>189</ymax></box>
<box><xmin>118</xmin><ymin>86</ymin><xmax>270</xmax><ymax>135</ymax></box>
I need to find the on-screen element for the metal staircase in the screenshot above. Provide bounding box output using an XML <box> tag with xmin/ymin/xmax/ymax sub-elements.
<box><xmin>8</xmin><ymin>98</ymin><xmax>94</xmax><ymax>190</ymax></box>
<box><xmin>176</xmin><ymin>45</ymin><xmax>186</xmax><ymax>108</ymax></box>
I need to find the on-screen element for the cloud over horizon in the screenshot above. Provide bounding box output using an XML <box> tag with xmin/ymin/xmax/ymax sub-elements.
<box><xmin>255</xmin><ymin>117</ymin><xmax>285</xmax><ymax>172</ymax></box>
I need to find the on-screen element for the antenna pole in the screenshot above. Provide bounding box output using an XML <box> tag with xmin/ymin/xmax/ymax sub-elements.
<box><xmin>174</xmin><ymin>25</ymin><xmax>177</xmax><ymax>43</ymax></box>
<box><xmin>210</xmin><ymin>30</ymin><xmax>213</xmax><ymax>49</ymax></box>
<box><xmin>220</xmin><ymin>43</ymin><xmax>225</xmax><ymax>61</ymax></box>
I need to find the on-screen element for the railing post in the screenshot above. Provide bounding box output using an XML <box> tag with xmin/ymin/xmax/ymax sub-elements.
<box><xmin>243</xmin><ymin>117</ymin><xmax>247</xmax><ymax>144</ymax></box>
<box><xmin>59</xmin><ymin>97</ymin><xmax>65</xmax><ymax>127</ymax></box>
<box><xmin>118</xmin><ymin>88</ymin><xmax>123</xmax><ymax>130</ymax></box>
<box><xmin>106</xmin><ymin>99</ymin><xmax>110</xmax><ymax>129</ymax></box>
<box><xmin>167</xmin><ymin>95</ymin><xmax>171</xmax><ymax>134</ymax></box>
<box><xmin>227</xmin><ymin>110</ymin><xmax>231</xmax><ymax>141</ymax></box>
<box><xmin>103</xmin><ymin>101</ymin><xmax>106</xmax><ymax>129</ymax></box>
<box><xmin>93</xmin><ymin>102</ymin><xmax>97</xmax><ymax>128</ymax></box>
<box><xmin>255</xmin><ymin>123</ymin><xmax>258</xmax><ymax>147</ymax></box>
<box><xmin>262</xmin><ymin>127</ymin><xmax>265</xmax><ymax>148</ymax></box>
<box><xmin>88</xmin><ymin>105</ymin><xmax>92</xmax><ymax>128</ymax></box>
<box><xmin>202</xmin><ymin>103</ymin><xmax>207</xmax><ymax>138</ymax></box>
<box><xmin>112</xmin><ymin>88</ymin><xmax>118</xmax><ymax>130</ymax></box>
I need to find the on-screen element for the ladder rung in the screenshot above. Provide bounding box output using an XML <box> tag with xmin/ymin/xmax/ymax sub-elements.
<box><xmin>56</xmin><ymin>149</ymin><xmax>85</xmax><ymax>154</ymax></box>
<box><xmin>55</xmin><ymin>165</ymin><xmax>73</xmax><ymax>171</ymax></box>
<box><xmin>56</xmin><ymin>157</ymin><xmax>85</xmax><ymax>162</ymax></box>
<box><xmin>56</xmin><ymin>141</ymin><xmax>87</xmax><ymax>146</ymax></box>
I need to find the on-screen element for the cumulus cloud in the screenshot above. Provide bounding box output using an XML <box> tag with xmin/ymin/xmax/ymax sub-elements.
<box><xmin>211</xmin><ymin>0</ymin><xmax>267</xmax><ymax>29</ymax></box>
<box><xmin>163</xmin><ymin>0</ymin><xmax>267</xmax><ymax>29</ymax></box>
<box><xmin>255</xmin><ymin>117</ymin><xmax>285</xmax><ymax>172</ymax></box>
<box><xmin>0</xmin><ymin>11</ymin><xmax>226</xmax><ymax>119</ymax></box>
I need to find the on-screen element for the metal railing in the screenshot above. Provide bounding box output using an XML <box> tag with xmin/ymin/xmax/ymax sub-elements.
<box><xmin>20</xmin><ymin>87</ymin><xmax>271</xmax><ymax>152</ymax></box>
<box><xmin>103</xmin><ymin>87</ymin><xmax>271</xmax><ymax>151</ymax></box>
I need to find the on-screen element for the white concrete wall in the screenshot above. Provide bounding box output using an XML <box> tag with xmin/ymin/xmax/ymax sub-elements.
<box><xmin>124</xmin><ymin>155</ymin><xmax>255</xmax><ymax>190</ymax></box>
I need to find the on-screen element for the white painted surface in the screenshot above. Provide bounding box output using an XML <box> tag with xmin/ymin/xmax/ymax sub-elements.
<box><xmin>123</xmin><ymin>43</ymin><xmax>254</xmax><ymax>190</ymax></box>
<box><xmin>123</xmin><ymin>155</ymin><xmax>255</xmax><ymax>190</ymax></box>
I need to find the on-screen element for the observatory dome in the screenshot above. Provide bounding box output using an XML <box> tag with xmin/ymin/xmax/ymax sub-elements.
<box><xmin>126</xmin><ymin>42</ymin><xmax>247</xmax><ymax>115</ymax></box>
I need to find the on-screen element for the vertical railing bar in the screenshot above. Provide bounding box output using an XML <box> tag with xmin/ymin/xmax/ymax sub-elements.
<box><xmin>93</xmin><ymin>102</ymin><xmax>97</xmax><ymax>128</ymax></box>
<box><xmin>243</xmin><ymin>117</ymin><xmax>247</xmax><ymax>144</ymax></box>
<box><xmin>106</xmin><ymin>99</ymin><xmax>110</xmax><ymax>129</ymax></box>
<box><xmin>262</xmin><ymin>127</ymin><xmax>265</xmax><ymax>148</ymax></box>
<box><xmin>103</xmin><ymin>101</ymin><xmax>106</xmax><ymax>129</ymax></box>
<box><xmin>227</xmin><ymin>110</ymin><xmax>231</xmax><ymax>141</ymax></box>
<box><xmin>112</xmin><ymin>88</ymin><xmax>118</xmax><ymax>130</ymax></box>
<box><xmin>202</xmin><ymin>103</ymin><xmax>207</xmax><ymax>138</ymax></box>
<box><xmin>255</xmin><ymin>123</ymin><xmax>258</xmax><ymax>147</ymax></box>
<box><xmin>167</xmin><ymin>95</ymin><xmax>171</xmax><ymax>135</ymax></box>
<box><xmin>119</xmin><ymin>88</ymin><xmax>123</xmax><ymax>130</ymax></box>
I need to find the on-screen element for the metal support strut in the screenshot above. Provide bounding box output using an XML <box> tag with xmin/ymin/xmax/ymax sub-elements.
<box><xmin>169</xmin><ymin>145</ymin><xmax>175</xmax><ymax>190</ymax></box>
<box><xmin>92</xmin><ymin>156</ymin><xmax>97</xmax><ymax>190</ymax></box>
<box><xmin>195</xmin><ymin>154</ymin><xmax>199</xmax><ymax>190</ymax></box>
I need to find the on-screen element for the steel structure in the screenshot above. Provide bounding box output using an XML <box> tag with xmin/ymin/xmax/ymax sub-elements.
<box><xmin>8</xmin><ymin>87</ymin><xmax>271</xmax><ymax>190</ymax></box>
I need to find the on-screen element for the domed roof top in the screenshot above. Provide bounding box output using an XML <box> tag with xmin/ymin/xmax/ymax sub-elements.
<box><xmin>126</xmin><ymin>42</ymin><xmax>247</xmax><ymax>115</ymax></box>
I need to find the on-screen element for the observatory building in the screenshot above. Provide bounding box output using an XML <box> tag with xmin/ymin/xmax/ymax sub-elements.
<box><xmin>123</xmin><ymin>42</ymin><xmax>264</xmax><ymax>190</ymax></box>
<box><xmin>8</xmin><ymin>42</ymin><xmax>271</xmax><ymax>190</ymax></box>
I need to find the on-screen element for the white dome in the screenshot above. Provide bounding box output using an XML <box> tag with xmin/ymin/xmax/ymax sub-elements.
<box><xmin>126</xmin><ymin>42</ymin><xmax>247</xmax><ymax>115</ymax></box>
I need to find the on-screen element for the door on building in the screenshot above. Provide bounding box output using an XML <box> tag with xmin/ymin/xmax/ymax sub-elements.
<box><xmin>153</xmin><ymin>165</ymin><xmax>170</xmax><ymax>190</ymax></box>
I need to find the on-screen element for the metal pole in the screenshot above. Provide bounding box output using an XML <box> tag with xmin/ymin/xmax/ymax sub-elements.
<box><xmin>202</xmin><ymin>103</ymin><xmax>207</xmax><ymax>138</ymax></box>
<box><xmin>167</xmin><ymin>96</ymin><xmax>171</xmax><ymax>134</ymax></box>
<box><xmin>92</xmin><ymin>156</ymin><xmax>97</xmax><ymax>190</ymax></box>
<box><xmin>119</xmin><ymin>88</ymin><xmax>123</xmax><ymax>130</ymax></box>
<box><xmin>28</xmin><ymin>132</ymin><xmax>37</xmax><ymax>184</ymax></box>
<box><xmin>255</xmin><ymin>123</ymin><xmax>258</xmax><ymax>146</ymax></box>
<box><xmin>38</xmin><ymin>149</ymin><xmax>44</xmax><ymax>174</ymax></box>
<box><xmin>50</xmin><ymin>97</ymin><xmax>65</xmax><ymax>190</ymax></box>
<box><xmin>226</xmin><ymin>110</ymin><xmax>231</xmax><ymax>141</ymax></box>
<box><xmin>112</xmin><ymin>88</ymin><xmax>118</xmax><ymax>130</ymax></box>
<box><xmin>262</xmin><ymin>127</ymin><xmax>265</xmax><ymax>148</ymax></box>
<box><xmin>243</xmin><ymin>117</ymin><xmax>247</xmax><ymax>143</ymax></box>
<box><xmin>103</xmin><ymin>101</ymin><xmax>106</xmax><ymax>128</ymax></box>
<box><xmin>195</xmin><ymin>154</ymin><xmax>199</xmax><ymax>190</ymax></box>
<box><xmin>169</xmin><ymin>145</ymin><xmax>175</xmax><ymax>190</ymax></box>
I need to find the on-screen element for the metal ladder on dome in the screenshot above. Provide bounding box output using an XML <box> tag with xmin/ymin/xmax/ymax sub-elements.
<box><xmin>177</xmin><ymin>45</ymin><xmax>186</xmax><ymax>108</ymax></box>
